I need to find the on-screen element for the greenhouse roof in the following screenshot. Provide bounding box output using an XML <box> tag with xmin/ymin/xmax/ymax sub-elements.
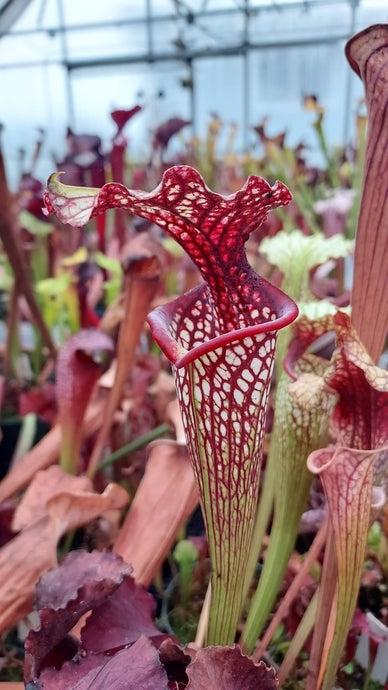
<box><xmin>1</xmin><ymin>0</ymin><xmax>386</xmax><ymax>68</ymax></box>
<box><xmin>0</xmin><ymin>0</ymin><xmax>387</xmax><ymax>187</ymax></box>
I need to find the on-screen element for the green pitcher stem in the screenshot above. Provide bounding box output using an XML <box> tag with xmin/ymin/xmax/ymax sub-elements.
<box><xmin>10</xmin><ymin>412</ymin><xmax>37</xmax><ymax>468</ymax></box>
<box><xmin>203</xmin><ymin>467</ymin><xmax>252</xmax><ymax>646</ymax></box>
<box><xmin>278</xmin><ymin>588</ymin><xmax>319</xmax><ymax>686</ymax></box>
<box><xmin>241</xmin><ymin>510</ymin><xmax>301</xmax><ymax>654</ymax></box>
<box><xmin>275</xmin><ymin>327</ymin><xmax>292</xmax><ymax>383</ymax></box>
<box><xmin>97</xmin><ymin>424</ymin><xmax>172</xmax><ymax>471</ymax></box>
<box><xmin>207</xmin><ymin>573</ymin><xmax>242</xmax><ymax>646</ymax></box>
<box><xmin>60</xmin><ymin>419</ymin><xmax>83</xmax><ymax>475</ymax></box>
<box><xmin>241</xmin><ymin>363</ymin><xmax>330</xmax><ymax>649</ymax></box>
<box><xmin>242</xmin><ymin>447</ymin><xmax>275</xmax><ymax>604</ymax></box>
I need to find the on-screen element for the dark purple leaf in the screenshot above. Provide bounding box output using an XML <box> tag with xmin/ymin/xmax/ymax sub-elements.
<box><xmin>37</xmin><ymin>634</ymin><xmax>80</xmax><ymax>674</ymax></box>
<box><xmin>81</xmin><ymin>578</ymin><xmax>170</xmax><ymax>653</ymax></box>
<box><xmin>36</xmin><ymin>637</ymin><xmax>169</xmax><ymax>690</ymax></box>
<box><xmin>158</xmin><ymin>639</ymin><xmax>192</xmax><ymax>686</ymax></box>
<box><xmin>24</xmin><ymin>550</ymin><xmax>132</xmax><ymax>682</ymax></box>
<box><xmin>186</xmin><ymin>645</ymin><xmax>278</xmax><ymax>689</ymax></box>
<box><xmin>34</xmin><ymin>549</ymin><xmax>131</xmax><ymax>612</ymax></box>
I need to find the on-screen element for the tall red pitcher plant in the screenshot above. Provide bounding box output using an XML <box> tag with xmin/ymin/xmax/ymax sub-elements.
<box><xmin>346</xmin><ymin>25</ymin><xmax>388</xmax><ymax>362</ymax></box>
<box><xmin>291</xmin><ymin>27</ymin><xmax>388</xmax><ymax>686</ymax></box>
<box><xmin>44</xmin><ymin>165</ymin><xmax>298</xmax><ymax>645</ymax></box>
<box><xmin>302</xmin><ymin>25</ymin><xmax>388</xmax><ymax>686</ymax></box>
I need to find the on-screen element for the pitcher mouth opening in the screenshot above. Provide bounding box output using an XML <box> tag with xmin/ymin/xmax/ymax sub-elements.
<box><xmin>147</xmin><ymin>281</ymin><xmax>298</xmax><ymax>369</ymax></box>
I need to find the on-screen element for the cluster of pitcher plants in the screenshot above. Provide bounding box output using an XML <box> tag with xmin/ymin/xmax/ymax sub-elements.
<box><xmin>0</xmin><ymin>22</ymin><xmax>387</xmax><ymax>690</ymax></box>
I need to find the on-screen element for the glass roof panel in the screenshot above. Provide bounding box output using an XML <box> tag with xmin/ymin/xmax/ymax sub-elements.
<box><xmin>149</xmin><ymin>10</ymin><xmax>246</xmax><ymax>54</ymax></box>
<box><xmin>7</xmin><ymin>0</ymin><xmax>59</xmax><ymax>31</ymax></box>
<box><xmin>62</xmin><ymin>0</ymin><xmax>146</xmax><ymax>25</ymax></box>
<box><xmin>0</xmin><ymin>30</ymin><xmax>61</xmax><ymax>64</ymax></box>
<box><xmin>150</xmin><ymin>0</ymin><xmax>174</xmax><ymax>17</ymax></box>
<box><xmin>66</xmin><ymin>24</ymin><xmax>148</xmax><ymax>61</ymax></box>
<box><xmin>248</xmin><ymin>3</ymin><xmax>352</xmax><ymax>43</ymax></box>
<box><xmin>194</xmin><ymin>55</ymin><xmax>245</xmax><ymax>151</ymax></box>
<box><xmin>250</xmin><ymin>0</ymin><xmax>338</xmax><ymax>5</ymax></box>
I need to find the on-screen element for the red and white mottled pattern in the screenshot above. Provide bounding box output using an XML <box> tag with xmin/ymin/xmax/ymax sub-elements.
<box><xmin>45</xmin><ymin>166</ymin><xmax>294</xmax><ymax>332</ymax></box>
<box><xmin>147</xmin><ymin>275</ymin><xmax>295</xmax><ymax>643</ymax></box>
<box><xmin>45</xmin><ymin>164</ymin><xmax>299</xmax><ymax>644</ymax></box>
<box><xmin>175</xmin><ymin>330</ymin><xmax>276</xmax><ymax>641</ymax></box>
